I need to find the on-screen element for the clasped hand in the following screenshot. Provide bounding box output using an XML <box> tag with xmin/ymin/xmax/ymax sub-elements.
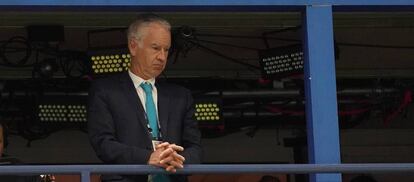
<box><xmin>148</xmin><ymin>142</ymin><xmax>185</xmax><ymax>173</ymax></box>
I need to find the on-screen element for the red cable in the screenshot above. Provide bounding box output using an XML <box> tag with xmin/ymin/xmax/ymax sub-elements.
<box><xmin>383</xmin><ymin>90</ymin><xmax>412</xmax><ymax>124</ymax></box>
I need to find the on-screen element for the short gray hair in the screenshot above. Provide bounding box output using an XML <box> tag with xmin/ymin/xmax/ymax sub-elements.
<box><xmin>127</xmin><ymin>13</ymin><xmax>171</xmax><ymax>43</ymax></box>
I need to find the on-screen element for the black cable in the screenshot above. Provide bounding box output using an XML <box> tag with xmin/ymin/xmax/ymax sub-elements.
<box><xmin>196</xmin><ymin>38</ymin><xmax>261</xmax><ymax>51</ymax></box>
<box><xmin>197</xmin><ymin>33</ymin><xmax>273</xmax><ymax>39</ymax></box>
<box><xmin>337</xmin><ymin>42</ymin><xmax>414</xmax><ymax>49</ymax></box>
<box><xmin>58</xmin><ymin>51</ymin><xmax>89</xmax><ymax>78</ymax></box>
<box><xmin>262</xmin><ymin>26</ymin><xmax>302</xmax><ymax>49</ymax></box>
<box><xmin>263</xmin><ymin>26</ymin><xmax>301</xmax><ymax>35</ymax></box>
<box><xmin>188</xmin><ymin>39</ymin><xmax>260</xmax><ymax>70</ymax></box>
<box><xmin>0</xmin><ymin>36</ymin><xmax>33</xmax><ymax>67</ymax></box>
<box><xmin>197</xmin><ymin>33</ymin><xmax>414</xmax><ymax>49</ymax></box>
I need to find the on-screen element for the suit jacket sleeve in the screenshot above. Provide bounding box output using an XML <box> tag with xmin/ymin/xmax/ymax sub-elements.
<box><xmin>180</xmin><ymin>89</ymin><xmax>202</xmax><ymax>164</ymax></box>
<box><xmin>88</xmin><ymin>80</ymin><xmax>152</xmax><ymax>164</ymax></box>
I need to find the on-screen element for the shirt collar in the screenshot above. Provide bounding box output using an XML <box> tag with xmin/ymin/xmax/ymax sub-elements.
<box><xmin>128</xmin><ymin>70</ymin><xmax>156</xmax><ymax>89</ymax></box>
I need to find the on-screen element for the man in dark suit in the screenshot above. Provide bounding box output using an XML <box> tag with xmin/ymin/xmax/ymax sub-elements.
<box><xmin>88</xmin><ymin>14</ymin><xmax>202</xmax><ymax>182</ymax></box>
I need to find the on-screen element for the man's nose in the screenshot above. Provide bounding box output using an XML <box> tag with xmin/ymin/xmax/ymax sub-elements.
<box><xmin>157</xmin><ymin>50</ymin><xmax>168</xmax><ymax>61</ymax></box>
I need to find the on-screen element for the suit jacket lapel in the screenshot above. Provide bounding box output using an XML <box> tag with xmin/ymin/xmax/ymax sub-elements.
<box><xmin>119</xmin><ymin>72</ymin><xmax>149</xmax><ymax>136</ymax></box>
<box><xmin>156</xmin><ymin>82</ymin><xmax>170</xmax><ymax>139</ymax></box>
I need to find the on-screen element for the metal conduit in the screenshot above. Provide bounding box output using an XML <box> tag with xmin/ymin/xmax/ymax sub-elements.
<box><xmin>0</xmin><ymin>88</ymin><xmax>396</xmax><ymax>97</ymax></box>
<box><xmin>1</xmin><ymin>164</ymin><xmax>414</xmax><ymax>182</ymax></box>
<box><xmin>205</xmin><ymin>88</ymin><xmax>397</xmax><ymax>97</ymax></box>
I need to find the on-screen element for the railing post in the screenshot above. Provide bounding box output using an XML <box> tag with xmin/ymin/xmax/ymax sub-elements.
<box><xmin>302</xmin><ymin>4</ymin><xmax>342</xmax><ymax>182</ymax></box>
<box><xmin>81</xmin><ymin>171</ymin><xmax>91</xmax><ymax>182</ymax></box>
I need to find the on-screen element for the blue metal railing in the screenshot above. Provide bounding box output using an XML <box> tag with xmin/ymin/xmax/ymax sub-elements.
<box><xmin>1</xmin><ymin>164</ymin><xmax>414</xmax><ymax>182</ymax></box>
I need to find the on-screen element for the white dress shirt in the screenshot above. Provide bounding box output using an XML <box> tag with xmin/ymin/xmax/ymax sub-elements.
<box><xmin>128</xmin><ymin>70</ymin><xmax>159</xmax><ymax>116</ymax></box>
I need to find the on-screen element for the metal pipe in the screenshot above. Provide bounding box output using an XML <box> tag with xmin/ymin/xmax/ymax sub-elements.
<box><xmin>0</xmin><ymin>88</ymin><xmax>397</xmax><ymax>97</ymax></box>
<box><xmin>205</xmin><ymin>88</ymin><xmax>397</xmax><ymax>97</ymax></box>
<box><xmin>1</xmin><ymin>164</ymin><xmax>414</xmax><ymax>175</ymax></box>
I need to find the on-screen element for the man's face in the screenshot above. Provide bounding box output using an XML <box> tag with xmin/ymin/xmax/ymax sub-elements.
<box><xmin>129</xmin><ymin>22</ymin><xmax>171</xmax><ymax>79</ymax></box>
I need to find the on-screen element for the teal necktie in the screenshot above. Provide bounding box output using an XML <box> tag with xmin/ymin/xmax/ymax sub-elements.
<box><xmin>140</xmin><ymin>82</ymin><xmax>159</xmax><ymax>139</ymax></box>
<box><xmin>141</xmin><ymin>82</ymin><xmax>170</xmax><ymax>182</ymax></box>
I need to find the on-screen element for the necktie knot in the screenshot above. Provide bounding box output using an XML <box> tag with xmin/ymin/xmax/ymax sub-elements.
<box><xmin>140</xmin><ymin>82</ymin><xmax>152</xmax><ymax>94</ymax></box>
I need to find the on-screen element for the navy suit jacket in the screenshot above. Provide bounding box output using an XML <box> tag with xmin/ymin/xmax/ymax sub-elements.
<box><xmin>88</xmin><ymin>72</ymin><xmax>202</xmax><ymax>182</ymax></box>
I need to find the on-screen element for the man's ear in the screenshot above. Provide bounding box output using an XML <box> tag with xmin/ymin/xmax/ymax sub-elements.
<box><xmin>128</xmin><ymin>39</ymin><xmax>137</xmax><ymax>57</ymax></box>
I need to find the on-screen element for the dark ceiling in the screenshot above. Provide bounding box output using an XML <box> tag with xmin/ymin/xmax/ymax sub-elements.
<box><xmin>0</xmin><ymin>12</ymin><xmax>414</xmax><ymax>79</ymax></box>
